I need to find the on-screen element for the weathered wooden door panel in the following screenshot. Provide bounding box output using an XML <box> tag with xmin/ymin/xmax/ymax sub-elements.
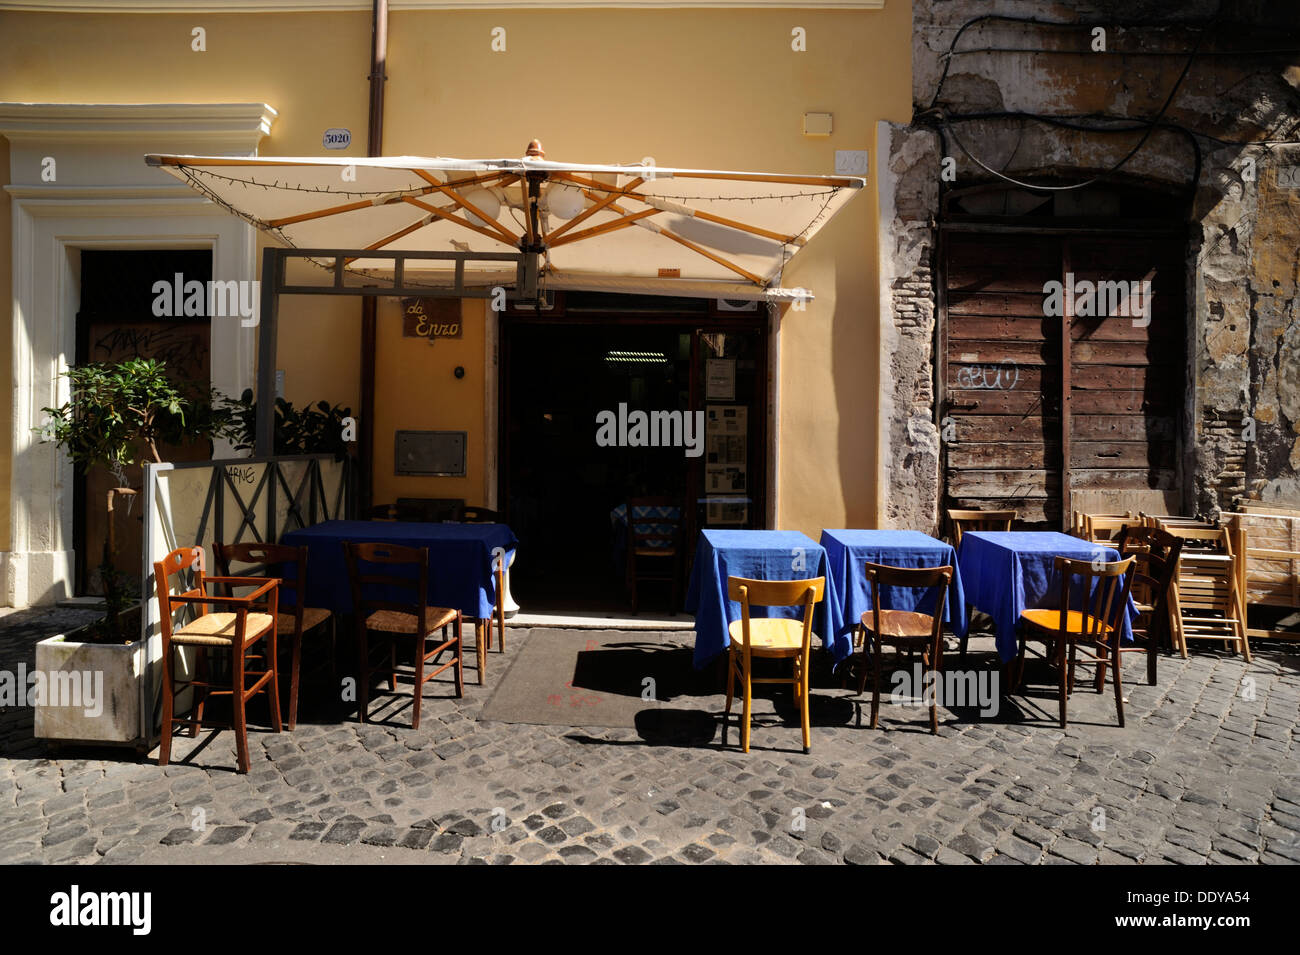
<box><xmin>942</xmin><ymin>230</ymin><xmax>1185</xmax><ymax>529</ymax></box>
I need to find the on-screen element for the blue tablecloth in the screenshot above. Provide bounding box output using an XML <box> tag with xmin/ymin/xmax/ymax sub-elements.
<box><xmin>820</xmin><ymin>529</ymin><xmax>968</xmax><ymax>645</ymax></box>
<box><xmin>684</xmin><ymin>529</ymin><xmax>839</xmax><ymax>668</ymax></box>
<box><xmin>281</xmin><ymin>520</ymin><xmax>517</xmax><ymax>620</ymax></box>
<box><xmin>957</xmin><ymin>531</ymin><xmax>1135</xmax><ymax>662</ymax></box>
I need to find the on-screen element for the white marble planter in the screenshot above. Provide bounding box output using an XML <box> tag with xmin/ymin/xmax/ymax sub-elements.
<box><xmin>33</xmin><ymin>613</ymin><xmax>159</xmax><ymax>747</ymax></box>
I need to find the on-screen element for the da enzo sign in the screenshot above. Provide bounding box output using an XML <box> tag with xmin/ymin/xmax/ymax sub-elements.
<box><xmin>402</xmin><ymin>298</ymin><xmax>463</xmax><ymax>341</ymax></box>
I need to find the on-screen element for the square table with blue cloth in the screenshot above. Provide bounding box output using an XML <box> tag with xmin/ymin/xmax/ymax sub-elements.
<box><xmin>957</xmin><ymin>531</ymin><xmax>1135</xmax><ymax>662</ymax></box>
<box><xmin>684</xmin><ymin>530</ymin><xmax>840</xmax><ymax>668</ymax></box>
<box><xmin>281</xmin><ymin>520</ymin><xmax>517</xmax><ymax>620</ymax></box>
<box><xmin>820</xmin><ymin>529</ymin><xmax>968</xmax><ymax>648</ymax></box>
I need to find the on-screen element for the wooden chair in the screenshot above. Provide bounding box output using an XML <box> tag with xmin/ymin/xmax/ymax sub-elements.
<box><xmin>1108</xmin><ymin>551</ymin><xmax>1175</xmax><ymax>686</ymax></box>
<box><xmin>1227</xmin><ymin>511</ymin><xmax>1300</xmax><ymax>643</ymax></box>
<box><xmin>625</xmin><ymin>496</ymin><xmax>683</xmax><ymax>614</ymax></box>
<box><xmin>1014</xmin><ymin>555</ymin><xmax>1135</xmax><ymax>728</ymax></box>
<box><xmin>724</xmin><ymin>575</ymin><xmax>824</xmax><ymax>754</ymax></box>
<box><xmin>1078</xmin><ymin>512</ymin><xmax>1136</xmax><ymax>545</ymax></box>
<box><xmin>343</xmin><ymin>541</ymin><xmax>463</xmax><ymax>728</ymax></box>
<box><xmin>461</xmin><ymin>505</ymin><xmax>501</xmax><ymax>523</ymax></box>
<box><xmin>395</xmin><ymin>497</ymin><xmax>464</xmax><ymax>523</ymax></box>
<box><xmin>947</xmin><ymin>508</ymin><xmax>1016</xmax><ymax>548</ymax></box>
<box><xmin>364</xmin><ymin>503</ymin><xmax>395</xmax><ymax>520</ymax></box>
<box><xmin>213</xmin><ymin>542</ymin><xmax>334</xmax><ymax>730</ymax></box>
<box><xmin>853</xmin><ymin>563</ymin><xmax>953</xmax><ymax>734</ymax></box>
<box><xmin>1115</xmin><ymin>524</ymin><xmax>1185</xmax><ymax>662</ymax></box>
<box><xmin>1158</xmin><ymin>525</ymin><xmax>1251</xmax><ymax>661</ymax></box>
<box><xmin>153</xmin><ymin>545</ymin><xmax>281</xmax><ymax>773</ymax></box>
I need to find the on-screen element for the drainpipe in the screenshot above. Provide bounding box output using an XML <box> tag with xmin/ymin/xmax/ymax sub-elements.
<box><xmin>359</xmin><ymin>0</ymin><xmax>387</xmax><ymax>510</ymax></box>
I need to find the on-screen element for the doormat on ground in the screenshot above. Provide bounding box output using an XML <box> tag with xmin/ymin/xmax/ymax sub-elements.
<box><xmin>479</xmin><ymin>629</ymin><xmax>710</xmax><ymax>728</ymax></box>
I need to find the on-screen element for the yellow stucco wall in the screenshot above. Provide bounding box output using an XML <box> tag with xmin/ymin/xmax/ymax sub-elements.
<box><xmin>372</xmin><ymin>297</ymin><xmax>488</xmax><ymax>507</ymax></box>
<box><xmin>0</xmin><ymin>3</ymin><xmax>911</xmax><ymax>539</ymax></box>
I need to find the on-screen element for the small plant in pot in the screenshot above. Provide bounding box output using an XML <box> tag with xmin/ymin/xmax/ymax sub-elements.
<box><xmin>38</xmin><ymin>358</ymin><xmax>237</xmax><ymax>641</ymax></box>
<box><xmin>32</xmin><ymin>358</ymin><xmax>237</xmax><ymax>746</ymax></box>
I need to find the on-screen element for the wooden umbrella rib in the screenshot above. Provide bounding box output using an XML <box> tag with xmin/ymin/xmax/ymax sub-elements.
<box><xmin>631</xmin><ymin>198</ymin><xmax>798</xmax><ymax>244</ymax></box>
<box><xmin>266</xmin><ymin>187</ymin><xmax>443</xmax><ymax>228</ymax></box>
<box><xmin>552</xmin><ymin>172</ymin><xmax>645</xmax><ymax>198</ymax></box>
<box><xmin>544</xmin><ymin>177</ymin><xmax>642</xmax><ymax>243</ymax></box>
<box><xmin>401</xmin><ymin>196</ymin><xmax>518</xmax><ymax>246</ymax></box>
<box><xmin>411</xmin><ymin>173</ymin><xmax>520</xmax><ymax>245</ymax></box>
<box><xmin>155</xmin><ymin>157</ymin><xmax>314</xmax><ymax>167</ymax></box>
<box><xmin>554</xmin><ymin>172</ymin><xmax>799</xmax><ymax>243</ymax></box>
<box><xmin>342</xmin><ymin>215</ymin><xmax>440</xmax><ymax>264</ymax></box>
<box><xmin>657</xmin><ymin>228</ymin><xmax>763</xmax><ymax>284</ymax></box>
<box><xmin>669</xmin><ymin>171</ymin><xmax>860</xmax><ymax>188</ymax></box>
<box><xmin>547</xmin><ymin>208</ymin><xmax>662</xmax><ymax>248</ymax></box>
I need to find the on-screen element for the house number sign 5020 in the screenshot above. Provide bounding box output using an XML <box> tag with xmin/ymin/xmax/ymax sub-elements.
<box><xmin>322</xmin><ymin>128</ymin><xmax>352</xmax><ymax>150</ymax></box>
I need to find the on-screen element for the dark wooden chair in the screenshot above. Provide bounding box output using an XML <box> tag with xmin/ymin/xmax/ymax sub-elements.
<box><xmin>1114</xmin><ymin>524</ymin><xmax>1185</xmax><ymax>682</ymax></box>
<box><xmin>213</xmin><ymin>541</ymin><xmax>334</xmax><ymax>730</ymax></box>
<box><xmin>461</xmin><ymin>505</ymin><xmax>501</xmax><ymax>523</ymax></box>
<box><xmin>725</xmin><ymin>575</ymin><xmax>825</xmax><ymax>754</ymax></box>
<box><xmin>853</xmin><ymin>563</ymin><xmax>953</xmax><ymax>734</ymax></box>
<box><xmin>153</xmin><ymin>545</ymin><xmax>280</xmax><ymax>773</ymax></box>
<box><xmin>947</xmin><ymin>508</ymin><xmax>1016</xmax><ymax>549</ymax></box>
<box><xmin>395</xmin><ymin>498</ymin><xmax>464</xmax><ymax>523</ymax></box>
<box><xmin>364</xmin><ymin>503</ymin><xmax>396</xmax><ymax>520</ymax></box>
<box><xmin>343</xmin><ymin>541</ymin><xmax>463</xmax><ymax>728</ymax></box>
<box><xmin>1014</xmin><ymin>555</ymin><xmax>1135</xmax><ymax>728</ymax></box>
<box><xmin>625</xmin><ymin>496</ymin><xmax>683</xmax><ymax>614</ymax></box>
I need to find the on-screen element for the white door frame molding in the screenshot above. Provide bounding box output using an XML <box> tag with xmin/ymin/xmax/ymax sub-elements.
<box><xmin>1</xmin><ymin>102</ymin><xmax>275</xmax><ymax>607</ymax></box>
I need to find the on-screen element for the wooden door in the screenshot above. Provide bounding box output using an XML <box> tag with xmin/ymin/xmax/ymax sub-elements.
<box><xmin>942</xmin><ymin>231</ymin><xmax>1185</xmax><ymax>528</ymax></box>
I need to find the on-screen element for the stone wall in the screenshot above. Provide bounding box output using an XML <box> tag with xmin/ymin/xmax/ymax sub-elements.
<box><xmin>878</xmin><ymin>122</ymin><xmax>942</xmax><ymax>533</ymax></box>
<box><xmin>878</xmin><ymin>0</ymin><xmax>1300</xmax><ymax>524</ymax></box>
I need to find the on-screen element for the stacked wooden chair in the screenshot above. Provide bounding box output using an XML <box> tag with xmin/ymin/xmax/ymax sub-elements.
<box><xmin>1148</xmin><ymin>520</ymin><xmax>1251</xmax><ymax>661</ymax></box>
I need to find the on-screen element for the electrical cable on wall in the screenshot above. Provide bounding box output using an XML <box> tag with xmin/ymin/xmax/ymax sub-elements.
<box><xmin>918</xmin><ymin>12</ymin><xmax>1216</xmax><ymax>194</ymax></box>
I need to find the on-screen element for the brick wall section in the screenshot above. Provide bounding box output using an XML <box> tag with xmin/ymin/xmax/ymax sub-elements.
<box><xmin>879</xmin><ymin>123</ymin><xmax>942</xmax><ymax>533</ymax></box>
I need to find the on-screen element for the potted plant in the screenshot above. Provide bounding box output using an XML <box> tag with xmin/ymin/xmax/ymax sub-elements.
<box><xmin>32</xmin><ymin>358</ymin><xmax>237</xmax><ymax>747</ymax></box>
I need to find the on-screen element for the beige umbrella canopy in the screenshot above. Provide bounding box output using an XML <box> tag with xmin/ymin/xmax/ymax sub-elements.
<box><xmin>146</xmin><ymin>140</ymin><xmax>864</xmax><ymax>302</ymax></box>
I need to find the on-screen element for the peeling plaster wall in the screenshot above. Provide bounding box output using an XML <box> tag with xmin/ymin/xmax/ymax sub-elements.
<box><xmin>879</xmin><ymin>0</ymin><xmax>1300</xmax><ymax>523</ymax></box>
<box><xmin>878</xmin><ymin>122</ymin><xmax>942</xmax><ymax>532</ymax></box>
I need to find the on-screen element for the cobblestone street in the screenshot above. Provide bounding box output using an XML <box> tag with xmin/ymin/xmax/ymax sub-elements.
<box><xmin>2</xmin><ymin>608</ymin><xmax>1298</xmax><ymax>866</ymax></box>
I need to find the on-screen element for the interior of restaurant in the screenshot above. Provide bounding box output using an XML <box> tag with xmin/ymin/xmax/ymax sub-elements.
<box><xmin>501</xmin><ymin>293</ymin><xmax>767</xmax><ymax>612</ymax></box>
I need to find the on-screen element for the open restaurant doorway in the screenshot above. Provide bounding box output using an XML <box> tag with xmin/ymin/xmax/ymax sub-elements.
<box><xmin>501</xmin><ymin>294</ymin><xmax>768</xmax><ymax>613</ymax></box>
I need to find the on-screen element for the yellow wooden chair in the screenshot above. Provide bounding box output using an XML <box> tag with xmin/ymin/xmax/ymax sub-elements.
<box><xmin>1014</xmin><ymin>555</ymin><xmax>1135</xmax><ymax>728</ymax></box>
<box><xmin>724</xmin><ymin>575</ymin><xmax>825</xmax><ymax>754</ymax></box>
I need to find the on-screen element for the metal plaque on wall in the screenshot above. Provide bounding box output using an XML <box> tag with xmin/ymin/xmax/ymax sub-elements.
<box><xmin>394</xmin><ymin>430</ymin><xmax>467</xmax><ymax>476</ymax></box>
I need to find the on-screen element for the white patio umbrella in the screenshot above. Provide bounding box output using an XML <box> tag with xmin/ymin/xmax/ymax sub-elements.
<box><xmin>146</xmin><ymin>140</ymin><xmax>864</xmax><ymax>302</ymax></box>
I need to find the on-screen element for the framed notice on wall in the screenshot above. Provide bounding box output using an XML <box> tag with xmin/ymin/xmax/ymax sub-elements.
<box><xmin>705</xmin><ymin>405</ymin><xmax>748</xmax><ymax>523</ymax></box>
<box><xmin>705</xmin><ymin>358</ymin><xmax>736</xmax><ymax>400</ymax></box>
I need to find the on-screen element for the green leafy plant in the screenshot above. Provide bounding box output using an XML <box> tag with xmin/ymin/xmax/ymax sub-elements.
<box><xmin>38</xmin><ymin>358</ymin><xmax>239</xmax><ymax>642</ymax></box>
<box><xmin>228</xmin><ymin>389</ymin><xmax>353</xmax><ymax>458</ymax></box>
